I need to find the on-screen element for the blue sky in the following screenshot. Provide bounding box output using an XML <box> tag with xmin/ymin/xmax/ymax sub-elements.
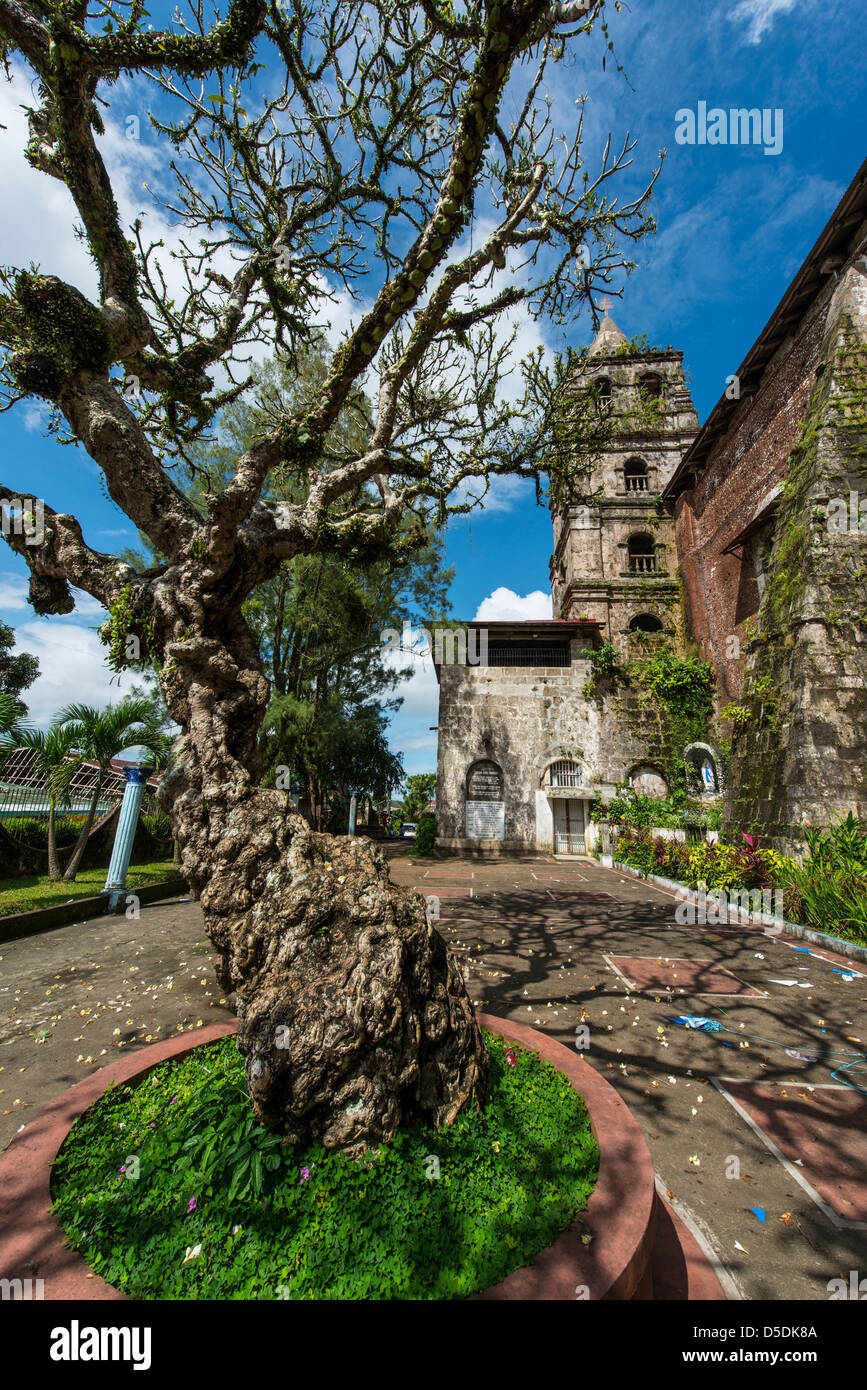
<box><xmin>0</xmin><ymin>0</ymin><xmax>864</xmax><ymax>781</ymax></box>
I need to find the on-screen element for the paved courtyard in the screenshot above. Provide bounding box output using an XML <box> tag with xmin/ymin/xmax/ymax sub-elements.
<box><xmin>2</xmin><ymin>851</ymin><xmax>866</xmax><ymax>1301</ymax></box>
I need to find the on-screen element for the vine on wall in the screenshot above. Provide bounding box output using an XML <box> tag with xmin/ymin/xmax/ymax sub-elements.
<box><xmin>581</xmin><ymin>642</ymin><xmax>716</xmax><ymax>800</ymax></box>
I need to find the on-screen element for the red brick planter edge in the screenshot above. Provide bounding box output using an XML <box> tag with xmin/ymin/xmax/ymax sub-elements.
<box><xmin>0</xmin><ymin>1014</ymin><xmax>656</xmax><ymax>1302</ymax></box>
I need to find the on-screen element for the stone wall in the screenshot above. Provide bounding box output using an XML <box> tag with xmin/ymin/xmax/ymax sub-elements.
<box><xmin>725</xmin><ymin>257</ymin><xmax>867</xmax><ymax>842</ymax></box>
<box><xmin>435</xmin><ymin>640</ymin><xmax>677</xmax><ymax>851</ymax></box>
<box><xmin>673</xmin><ymin>302</ymin><xmax>828</xmax><ymax>706</ymax></box>
<box><xmin>550</xmin><ymin>348</ymin><xmax>698</xmax><ymax>654</ymax></box>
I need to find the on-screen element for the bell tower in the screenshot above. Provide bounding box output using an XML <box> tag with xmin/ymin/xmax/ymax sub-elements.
<box><xmin>549</xmin><ymin>306</ymin><xmax>699</xmax><ymax>651</ymax></box>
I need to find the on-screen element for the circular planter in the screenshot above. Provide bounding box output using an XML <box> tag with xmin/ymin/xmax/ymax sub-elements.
<box><xmin>0</xmin><ymin>1015</ymin><xmax>656</xmax><ymax>1301</ymax></box>
<box><xmin>473</xmin><ymin>1013</ymin><xmax>656</xmax><ymax>1300</ymax></box>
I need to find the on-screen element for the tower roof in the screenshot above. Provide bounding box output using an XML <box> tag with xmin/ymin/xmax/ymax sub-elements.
<box><xmin>588</xmin><ymin>303</ymin><xmax>628</xmax><ymax>357</ymax></box>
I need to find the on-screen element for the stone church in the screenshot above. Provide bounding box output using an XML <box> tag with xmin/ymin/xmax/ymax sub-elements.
<box><xmin>434</xmin><ymin>307</ymin><xmax>707</xmax><ymax>854</ymax></box>
<box><xmin>434</xmin><ymin>155</ymin><xmax>867</xmax><ymax>854</ymax></box>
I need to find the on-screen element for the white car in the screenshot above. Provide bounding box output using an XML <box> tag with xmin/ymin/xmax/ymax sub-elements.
<box><xmin>400</xmin><ymin>822</ymin><xmax>417</xmax><ymax>840</ymax></box>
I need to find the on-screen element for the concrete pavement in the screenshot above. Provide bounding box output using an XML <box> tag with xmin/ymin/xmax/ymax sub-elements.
<box><xmin>2</xmin><ymin>852</ymin><xmax>865</xmax><ymax>1301</ymax></box>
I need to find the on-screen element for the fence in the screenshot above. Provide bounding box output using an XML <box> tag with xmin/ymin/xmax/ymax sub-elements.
<box><xmin>0</xmin><ymin>750</ymin><xmax>169</xmax><ymax>854</ymax></box>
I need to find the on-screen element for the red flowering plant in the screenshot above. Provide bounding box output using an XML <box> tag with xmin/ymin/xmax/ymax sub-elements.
<box><xmin>736</xmin><ymin>832</ymin><xmax>773</xmax><ymax>889</ymax></box>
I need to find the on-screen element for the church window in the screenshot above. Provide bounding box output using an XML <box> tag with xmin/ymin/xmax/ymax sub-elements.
<box><xmin>628</xmin><ymin>534</ymin><xmax>657</xmax><ymax>574</ymax></box>
<box><xmin>629</xmin><ymin>614</ymin><xmax>662</xmax><ymax>633</ymax></box>
<box><xmin>548</xmin><ymin>760</ymin><xmax>583</xmax><ymax>788</ymax></box>
<box><xmin>638</xmin><ymin>373</ymin><xmax>662</xmax><ymax>398</ymax></box>
<box><xmin>624</xmin><ymin>458</ymin><xmax>649</xmax><ymax>492</ymax></box>
<box><xmin>594</xmin><ymin>376</ymin><xmax>612</xmax><ymax>401</ymax></box>
<box><xmin>488</xmin><ymin>643</ymin><xmax>569</xmax><ymax>667</ymax></box>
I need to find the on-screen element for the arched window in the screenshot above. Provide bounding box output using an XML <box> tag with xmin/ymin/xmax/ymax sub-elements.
<box><xmin>629</xmin><ymin>614</ymin><xmax>662</xmax><ymax>633</ymax></box>
<box><xmin>594</xmin><ymin>376</ymin><xmax>612</xmax><ymax>402</ymax></box>
<box><xmin>624</xmin><ymin>457</ymin><xmax>648</xmax><ymax>493</ymax></box>
<box><xmin>547</xmin><ymin>760</ymin><xmax>582</xmax><ymax>789</ymax></box>
<box><xmin>628</xmin><ymin>534</ymin><xmax>656</xmax><ymax>574</ymax></box>
<box><xmin>638</xmin><ymin>372</ymin><xmax>662</xmax><ymax>398</ymax></box>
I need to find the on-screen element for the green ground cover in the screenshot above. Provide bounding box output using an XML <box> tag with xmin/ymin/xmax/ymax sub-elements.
<box><xmin>51</xmin><ymin>1031</ymin><xmax>599</xmax><ymax>1300</ymax></box>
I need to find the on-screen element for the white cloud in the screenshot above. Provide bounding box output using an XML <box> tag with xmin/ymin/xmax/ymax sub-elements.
<box><xmin>380</xmin><ymin>632</ymin><xmax>441</xmax><ymax>779</ymax></box>
<box><xmin>10</xmin><ymin>618</ymin><xmax>137</xmax><ymax>727</ymax></box>
<box><xmin>1</xmin><ymin>573</ymin><xmax>108</xmax><ymax>625</ymax></box>
<box><xmin>453</xmin><ymin>472</ymin><xmax>537</xmax><ymax>515</ymax></box>
<box><xmin>473</xmin><ymin>587</ymin><xmax>553</xmax><ymax>622</ymax></box>
<box><xmin>67</xmin><ymin>588</ymin><xmax>109</xmax><ymax>619</ymax></box>
<box><xmin>726</xmin><ymin>0</ymin><xmax>803</xmax><ymax>44</ymax></box>
<box><xmin>20</xmin><ymin>401</ymin><xmax>50</xmax><ymax>432</ymax></box>
<box><xmin>0</xmin><ymin>73</ymin><xmax>98</xmax><ymax>295</ymax></box>
<box><xmin>0</xmin><ymin>573</ymin><xmax>29</xmax><ymax>611</ymax></box>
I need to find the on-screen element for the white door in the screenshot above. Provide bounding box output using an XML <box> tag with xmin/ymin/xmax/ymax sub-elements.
<box><xmin>553</xmin><ymin>798</ymin><xmax>585</xmax><ymax>854</ymax></box>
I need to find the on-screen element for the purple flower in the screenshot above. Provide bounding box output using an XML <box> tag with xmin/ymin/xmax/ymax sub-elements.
<box><xmin>188</xmin><ymin>1196</ymin><xmax>197</xmax><ymax>1212</ymax></box>
<box><xmin>170</xmin><ymin>1095</ymin><xmax>178</xmax><ymax>1105</ymax></box>
<box><xmin>119</xmin><ymin>1165</ymin><xmax>126</xmax><ymax>1173</ymax></box>
<box><xmin>299</xmin><ymin>1166</ymin><xmax>311</xmax><ymax>1184</ymax></box>
<box><xmin>150</xmin><ymin>1122</ymin><xmax>156</xmax><ymax>1129</ymax></box>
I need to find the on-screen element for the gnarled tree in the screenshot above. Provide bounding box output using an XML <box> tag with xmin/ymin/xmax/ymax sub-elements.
<box><xmin>0</xmin><ymin>0</ymin><xmax>657</xmax><ymax>1154</ymax></box>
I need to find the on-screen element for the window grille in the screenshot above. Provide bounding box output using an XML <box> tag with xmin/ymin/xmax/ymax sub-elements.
<box><xmin>487</xmin><ymin>646</ymin><xmax>569</xmax><ymax>667</ymax></box>
<box><xmin>548</xmin><ymin>760</ymin><xmax>582</xmax><ymax>788</ymax></box>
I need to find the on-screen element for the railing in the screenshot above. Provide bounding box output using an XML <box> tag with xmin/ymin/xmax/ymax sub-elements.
<box><xmin>628</xmin><ymin>555</ymin><xmax>656</xmax><ymax>573</ymax></box>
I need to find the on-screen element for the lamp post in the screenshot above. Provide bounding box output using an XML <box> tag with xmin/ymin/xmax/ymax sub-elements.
<box><xmin>348</xmin><ymin>791</ymin><xmax>358</xmax><ymax>836</ymax></box>
<box><xmin>103</xmin><ymin>765</ymin><xmax>150</xmax><ymax>911</ymax></box>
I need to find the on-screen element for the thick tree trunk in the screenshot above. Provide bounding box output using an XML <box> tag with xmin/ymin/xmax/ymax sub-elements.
<box><xmin>157</xmin><ymin>608</ymin><xmax>487</xmax><ymax>1156</ymax></box>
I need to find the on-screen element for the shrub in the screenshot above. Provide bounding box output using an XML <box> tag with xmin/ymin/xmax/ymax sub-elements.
<box><xmin>0</xmin><ymin>813</ymin><xmax>87</xmax><ymax>848</ymax></box>
<box><xmin>592</xmin><ymin>792</ymin><xmax>684</xmax><ymax>829</ymax></box>
<box><xmin>613</xmin><ymin>831</ymin><xmax>656</xmax><ymax>874</ymax></box>
<box><xmin>615</xmin><ymin>815</ymin><xmax>867</xmax><ymax>944</ymax></box>
<box><xmin>142</xmin><ymin>810</ymin><xmax>172</xmax><ymax>841</ymax></box>
<box><xmin>413</xmin><ymin>814</ymin><xmax>437</xmax><ymax>856</ymax></box>
<box><xmin>775</xmin><ymin>814</ymin><xmax>867</xmax><ymax>943</ymax></box>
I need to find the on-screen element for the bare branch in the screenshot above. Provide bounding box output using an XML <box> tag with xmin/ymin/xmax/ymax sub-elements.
<box><xmin>0</xmin><ymin>489</ymin><xmax>135</xmax><ymax>611</ymax></box>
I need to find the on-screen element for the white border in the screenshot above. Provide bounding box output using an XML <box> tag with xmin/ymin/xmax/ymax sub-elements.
<box><xmin>712</xmin><ymin>1078</ymin><xmax>867</xmax><ymax>1231</ymax></box>
<box><xmin>604</xmin><ymin>953</ymin><xmax>768</xmax><ymax>998</ymax></box>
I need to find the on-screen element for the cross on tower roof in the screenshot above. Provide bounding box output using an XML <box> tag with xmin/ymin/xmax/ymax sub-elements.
<box><xmin>600</xmin><ymin>296</ymin><xmax>612</xmax><ymax>314</ymax></box>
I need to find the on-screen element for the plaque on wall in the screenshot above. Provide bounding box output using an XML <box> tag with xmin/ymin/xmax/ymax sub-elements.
<box><xmin>466</xmin><ymin>760</ymin><xmax>503</xmax><ymax>802</ymax></box>
<box><xmin>466</xmin><ymin>800</ymin><xmax>505</xmax><ymax>840</ymax></box>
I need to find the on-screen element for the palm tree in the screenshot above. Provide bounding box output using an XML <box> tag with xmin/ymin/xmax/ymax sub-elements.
<box><xmin>0</xmin><ymin>723</ymin><xmax>81</xmax><ymax>880</ymax></box>
<box><xmin>52</xmin><ymin>699</ymin><xmax>171</xmax><ymax>882</ymax></box>
<box><xmin>0</xmin><ymin>690</ymin><xmax>26</xmax><ymax>741</ymax></box>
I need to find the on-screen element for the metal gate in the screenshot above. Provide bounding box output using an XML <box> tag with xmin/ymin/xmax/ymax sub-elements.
<box><xmin>553</xmin><ymin>798</ymin><xmax>585</xmax><ymax>854</ymax></box>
